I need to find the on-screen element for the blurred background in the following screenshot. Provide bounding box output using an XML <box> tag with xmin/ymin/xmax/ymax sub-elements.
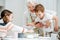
<box><xmin>0</xmin><ymin>0</ymin><xmax>60</xmax><ymax>26</ymax></box>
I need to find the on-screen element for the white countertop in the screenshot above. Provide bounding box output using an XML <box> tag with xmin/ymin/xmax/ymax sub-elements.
<box><xmin>3</xmin><ymin>37</ymin><xmax>51</xmax><ymax>40</ymax></box>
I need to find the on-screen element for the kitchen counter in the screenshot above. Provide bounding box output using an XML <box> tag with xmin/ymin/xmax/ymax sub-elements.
<box><xmin>3</xmin><ymin>37</ymin><xmax>51</xmax><ymax>40</ymax></box>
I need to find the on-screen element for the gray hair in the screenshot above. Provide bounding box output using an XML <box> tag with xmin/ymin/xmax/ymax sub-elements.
<box><xmin>27</xmin><ymin>0</ymin><xmax>38</xmax><ymax>6</ymax></box>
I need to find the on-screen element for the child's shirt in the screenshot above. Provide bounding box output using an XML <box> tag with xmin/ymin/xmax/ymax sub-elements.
<box><xmin>35</xmin><ymin>13</ymin><xmax>54</xmax><ymax>32</ymax></box>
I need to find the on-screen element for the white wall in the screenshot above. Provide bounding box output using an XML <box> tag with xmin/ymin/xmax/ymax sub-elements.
<box><xmin>37</xmin><ymin>0</ymin><xmax>57</xmax><ymax>11</ymax></box>
<box><xmin>0</xmin><ymin>0</ymin><xmax>5</xmax><ymax>13</ymax></box>
<box><xmin>5</xmin><ymin>0</ymin><xmax>25</xmax><ymax>26</ymax></box>
<box><xmin>57</xmin><ymin>0</ymin><xmax>60</xmax><ymax>26</ymax></box>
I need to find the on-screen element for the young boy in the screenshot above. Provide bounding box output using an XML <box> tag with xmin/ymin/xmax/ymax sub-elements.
<box><xmin>34</xmin><ymin>4</ymin><xmax>54</xmax><ymax>36</ymax></box>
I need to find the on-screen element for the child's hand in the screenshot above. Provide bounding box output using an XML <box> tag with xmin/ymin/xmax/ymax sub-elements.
<box><xmin>35</xmin><ymin>22</ymin><xmax>44</xmax><ymax>28</ymax></box>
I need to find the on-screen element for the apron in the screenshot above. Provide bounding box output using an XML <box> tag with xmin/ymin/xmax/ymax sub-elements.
<box><xmin>27</xmin><ymin>12</ymin><xmax>36</xmax><ymax>23</ymax></box>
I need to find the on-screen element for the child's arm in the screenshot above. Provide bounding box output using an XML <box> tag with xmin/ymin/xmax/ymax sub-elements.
<box><xmin>53</xmin><ymin>16</ymin><xmax>58</xmax><ymax>31</ymax></box>
<box><xmin>0</xmin><ymin>28</ymin><xmax>7</xmax><ymax>33</ymax></box>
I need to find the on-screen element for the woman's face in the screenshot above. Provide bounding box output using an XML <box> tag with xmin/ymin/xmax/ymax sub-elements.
<box><xmin>9</xmin><ymin>14</ymin><xmax>13</xmax><ymax>22</ymax></box>
<box><xmin>27</xmin><ymin>3</ymin><xmax>35</xmax><ymax>11</ymax></box>
<box><xmin>6</xmin><ymin>14</ymin><xmax>13</xmax><ymax>22</ymax></box>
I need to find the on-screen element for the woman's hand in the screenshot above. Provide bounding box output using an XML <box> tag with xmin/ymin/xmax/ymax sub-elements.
<box><xmin>22</xmin><ymin>28</ymin><xmax>34</xmax><ymax>33</ymax></box>
<box><xmin>26</xmin><ymin>23</ymin><xmax>34</xmax><ymax>26</ymax></box>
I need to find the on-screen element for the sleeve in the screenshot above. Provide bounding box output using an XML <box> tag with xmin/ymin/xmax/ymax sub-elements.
<box><xmin>12</xmin><ymin>25</ymin><xmax>29</xmax><ymax>33</ymax></box>
<box><xmin>45</xmin><ymin>9</ymin><xmax>57</xmax><ymax>16</ymax></box>
<box><xmin>47</xmin><ymin>14</ymin><xmax>53</xmax><ymax>20</ymax></box>
<box><xmin>5</xmin><ymin>22</ymin><xmax>13</xmax><ymax>28</ymax></box>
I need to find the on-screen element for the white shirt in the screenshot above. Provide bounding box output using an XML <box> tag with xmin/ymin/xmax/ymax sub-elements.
<box><xmin>35</xmin><ymin>13</ymin><xmax>54</xmax><ymax>32</ymax></box>
<box><xmin>23</xmin><ymin>10</ymin><xmax>36</xmax><ymax>25</ymax></box>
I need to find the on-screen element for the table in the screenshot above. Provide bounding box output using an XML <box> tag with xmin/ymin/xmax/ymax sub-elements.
<box><xmin>3</xmin><ymin>37</ymin><xmax>51</xmax><ymax>40</ymax></box>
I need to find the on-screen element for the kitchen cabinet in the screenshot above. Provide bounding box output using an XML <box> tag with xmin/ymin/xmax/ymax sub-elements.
<box><xmin>0</xmin><ymin>0</ymin><xmax>5</xmax><ymax>6</ymax></box>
